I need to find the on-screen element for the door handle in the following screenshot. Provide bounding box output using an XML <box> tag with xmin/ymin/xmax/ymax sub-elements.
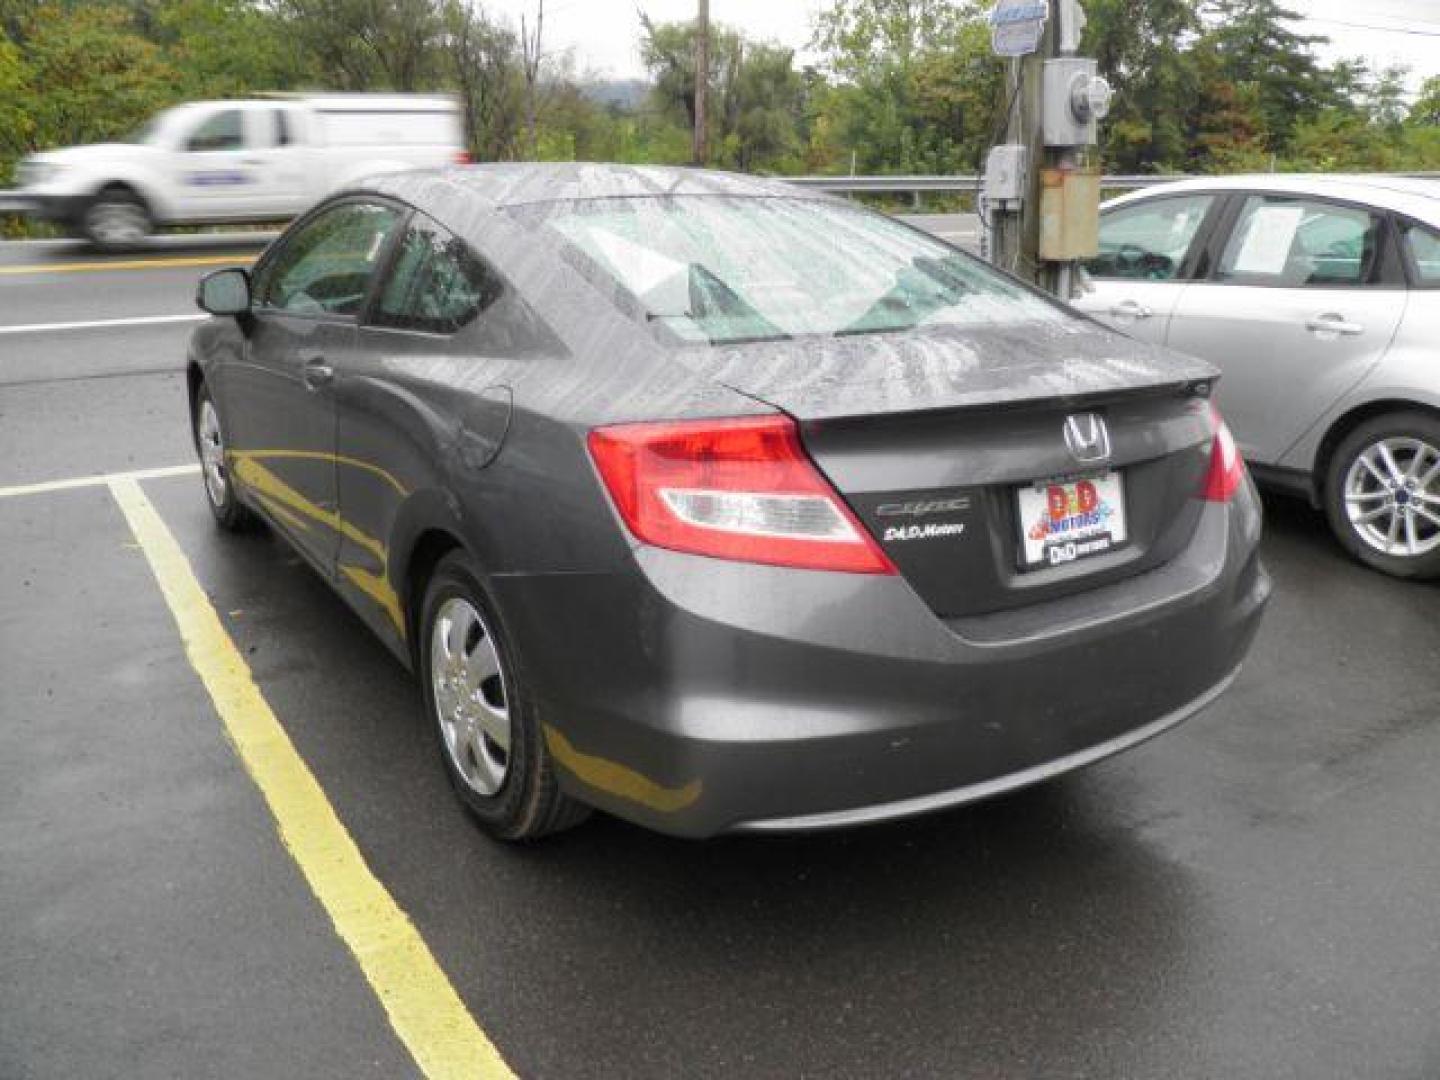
<box><xmin>301</xmin><ymin>355</ymin><xmax>334</xmax><ymax>390</ymax></box>
<box><xmin>241</xmin><ymin>158</ymin><xmax>265</xmax><ymax>166</ymax></box>
<box><xmin>1109</xmin><ymin>299</ymin><xmax>1153</xmax><ymax>320</ymax></box>
<box><xmin>1305</xmin><ymin>313</ymin><xmax>1364</xmax><ymax>337</ymax></box>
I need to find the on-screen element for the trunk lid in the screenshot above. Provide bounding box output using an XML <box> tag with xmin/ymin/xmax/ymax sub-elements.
<box><xmin>695</xmin><ymin>321</ymin><xmax>1219</xmax><ymax>617</ymax></box>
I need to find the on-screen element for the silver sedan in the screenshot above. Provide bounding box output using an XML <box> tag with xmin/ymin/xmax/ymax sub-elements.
<box><xmin>1075</xmin><ymin>174</ymin><xmax>1440</xmax><ymax>579</ymax></box>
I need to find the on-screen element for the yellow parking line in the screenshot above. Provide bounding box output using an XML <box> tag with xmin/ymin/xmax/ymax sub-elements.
<box><xmin>0</xmin><ymin>254</ymin><xmax>256</xmax><ymax>275</ymax></box>
<box><xmin>108</xmin><ymin>477</ymin><xmax>514</xmax><ymax>1080</ymax></box>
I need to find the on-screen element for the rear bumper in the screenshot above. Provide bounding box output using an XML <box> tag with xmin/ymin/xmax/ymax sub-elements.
<box><xmin>494</xmin><ymin>493</ymin><xmax>1269</xmax><ymax>838</ymax></box>
<box><xmin>737</xmin><ymin>663</ymin><xmax>1241</xmax><ymax>831</ymax></box>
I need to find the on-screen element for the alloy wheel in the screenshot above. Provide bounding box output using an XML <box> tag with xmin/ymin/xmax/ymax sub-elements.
<box><xmin>430</xmin><ymin>597</ymin><xmax>511</xmax><ymax>796</ymax></box>
<box><xmin>1343</xmin><ymin>436</ymin><xmax>1440</xmax><ymax>559</ymax></box>
<box><xmin>198</xmin><ymin>399</ymin><xmax>228</xmax><ymax>507</ymax></box>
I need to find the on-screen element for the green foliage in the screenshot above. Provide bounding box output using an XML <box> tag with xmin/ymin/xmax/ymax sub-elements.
<box><xmin>809</xmin><ymin>0</ymin><xmax>1001</xmax><ymax>175</ymax></box>
<box><xmin>0</xmin><ymin>0</ymin><xmax>1431</xmax><ymax>203</ymax></box>
<box><xmin>18</xmin><ymin>5</ymin><xmax>178</xmax><ymax>148</ymax></box>
<box><xmin>1410</xmin><ymin>77</ymin><xmax>1440</xmax><ymax>128</ymax></box>
<box><xmin>151</xmin><ymin>0</ymin><xmax>307</xmax><ymax>98</ymax></box>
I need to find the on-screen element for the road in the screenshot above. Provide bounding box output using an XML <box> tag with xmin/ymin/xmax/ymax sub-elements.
<box><xmin>2</xmin><ymin>230</ymin><xmax>1438</xmax><ymax>1080</ymax></box>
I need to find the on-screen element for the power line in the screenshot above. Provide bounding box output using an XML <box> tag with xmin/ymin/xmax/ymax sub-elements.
<box><xmin>1300</xmin><ymin>15</ymin><xmax>1440</xmax><ymax>37</ymax></box>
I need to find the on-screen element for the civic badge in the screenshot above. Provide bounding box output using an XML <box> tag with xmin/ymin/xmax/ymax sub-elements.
<box><xmin>1063</xmin><ymin>412</ymin><xmax>1111</xmax><ymax>464</ymax></box>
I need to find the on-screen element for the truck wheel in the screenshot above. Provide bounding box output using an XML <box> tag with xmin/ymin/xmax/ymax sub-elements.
<box><xmin>82</xmin><ymin>186</ymin><xmax>153</xmax><ymax>250</ymax></box>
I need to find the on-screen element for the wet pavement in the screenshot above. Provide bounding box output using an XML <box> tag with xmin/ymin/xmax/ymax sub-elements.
<box><xmin>2</xmin><ymin>236</ymin><xmax>1437</xmax><ymax>1079</ymax></box>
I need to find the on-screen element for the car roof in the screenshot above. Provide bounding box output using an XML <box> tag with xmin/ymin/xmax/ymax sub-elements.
<box><xmin>1103</xmin><ymin>174</ymin><xmax>1440</xmax><ymax>224</ymax></box>
<box><xmin>364</xmin><ymin>162</ymin><xmax>815</xmax><ymax>210</ymax></box>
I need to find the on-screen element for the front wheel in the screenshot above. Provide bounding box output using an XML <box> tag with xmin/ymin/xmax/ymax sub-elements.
<box><xmin>418</xmin><ymin>551</ymin><xmax>590</xmax><ymax>841</ymax></box>
<box><xmin>194</xmin><ymin>385</ymin><xmax>256</xmax><ymax>531</ymax></box>
<box><xmin>1324</xmin><ymin>411</ymin><xmax>1440</xmax><ymax>580</ymax></box>
<box><xmin>82</xmin><ymin>187</ymin><xmax>153</xmax><ymax>249</ymax></box>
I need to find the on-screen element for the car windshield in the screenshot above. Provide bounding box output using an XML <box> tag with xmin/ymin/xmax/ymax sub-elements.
<box><xmin>123</xmin><ymin>107</ymin><xmax>185</xmax><ymax>146</ymax></box>
<box><xmin>516</xmin><ymin>196</ymin><xmax>1066</xmax><ymax>345</ymax></box>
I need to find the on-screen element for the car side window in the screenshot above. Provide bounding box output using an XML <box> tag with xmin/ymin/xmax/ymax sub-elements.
<box><xmin>254</xmin><ymin>202</ymin><xmax>401</xmax><ymax>317</ymax></box>
<box><xmin>187</xmin><ymin>110</ymin><xmax>245</xmax><ymax>152</ymax></box>
<box><xmin>1402</xmin><ymin>221</ymin><xmax>1440</xmax><ymax>287</ymax></box>
<box><xmin>1086</xmin><ymin>195</ymin><xmax>1214</xmax><ymax>281</ymax></box>
<box><xmin>1217</xmin><ymin>196</ymin><xmax>1383</xmax><ymax>287</ymax></box>
<box><xmin>371</xmin><ymin>215</ymin><xmax>504</xmax><ymax>335</ymax></box>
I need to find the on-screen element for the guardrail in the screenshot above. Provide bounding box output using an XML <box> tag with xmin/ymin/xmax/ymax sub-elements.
<box><xmin>4</xmin><ymin>170</ymin><xmax>1437</xmax><ymax>219</ymax></box>
<box><xmin>784</xmin><ymin>172</ymin><xmax>1440</xmax><ymax>199</ymax></box>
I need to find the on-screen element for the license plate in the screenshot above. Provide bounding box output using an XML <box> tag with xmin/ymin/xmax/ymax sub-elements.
<box><xmin>1016</xmin><ymin>471</ymin><xmax>1128</xmax><ymax>570</ymax></box>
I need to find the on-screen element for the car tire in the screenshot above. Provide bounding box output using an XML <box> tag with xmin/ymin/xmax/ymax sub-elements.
<box><xmin>82</xmin><ymin>186</ymin><xmax>153</xmax><ymax>250</ymax></box>
<box><xmin>418</xmin><ymin>551</ymin><xmax>590</xmax><ymax>840</ymax></box>
<box><xmin>1323</xmin><ymin>411</ymin><xmax>1440</xmax><ymax>580</ymax></box>
<box><xmin>194</xmin><ymin>384</ymin><xmax>257</xmax><ymax>531</ymax></box>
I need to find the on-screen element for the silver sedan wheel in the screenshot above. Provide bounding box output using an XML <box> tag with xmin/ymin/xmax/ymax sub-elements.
<box><xmin>85</xmin><ymin>200</ymin><xmax>150</xmax><ymax>245</ymax></box>
<box><xmin>431</xmin><ymin>597</ymin><xmax>511</xmax><ymax>796</ymax></box>
<box><xmin>1343</xmin><ymin>436</ymin><xmax>1440</xmax><ymax>558</ymax></box>
<box><xmin>198</xmin><ymin>399</ymin><xmax>228</xmax><ymax>507</ymax></box>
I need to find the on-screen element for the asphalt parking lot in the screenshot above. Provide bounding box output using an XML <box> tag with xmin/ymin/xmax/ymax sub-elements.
<box><xmin>2</xmin><ymin>234</ymin><xmax>1438</xmax><ymax>1079</ymax></box>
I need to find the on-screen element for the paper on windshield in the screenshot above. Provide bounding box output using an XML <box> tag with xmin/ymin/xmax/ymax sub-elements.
<box><xmin>1230</xmin><ymin>205</ymin><xmax>1303</xmax><ymax>275</ymax></box>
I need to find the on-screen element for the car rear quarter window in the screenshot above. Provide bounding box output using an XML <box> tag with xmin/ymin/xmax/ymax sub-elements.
<box><xmin>371</xmin><ymin>215</ymin><xmax>504</xmax><ymax>335</ymax></box>
<box><xmin>253</xmin><ymin>202</ymin><xmax>400</xmax><ymax>317</ymax></box>
<box><xmin>1401</xmin><ymin>220</ymin><xmax>1440</xmax><ymax>286</ymax></box>
<box><xmin>1217</xmin><ymin>196</ymin><xmax>1384</xmax><ymax>287</ymax></box>
<box><xmin>1087</xmin><ymin>194</ymin><xmax>1214</xmax><ymax>281</ymax></box>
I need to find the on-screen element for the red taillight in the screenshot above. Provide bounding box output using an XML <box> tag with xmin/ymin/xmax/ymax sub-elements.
<box><xmin>587</xmin><ymin>416</ymin><xmax>897</xmax><ymax>574</ymax></box>
<box><xmin>453</xmin><ymin>150</ymin><xmax>473</xmax><ymax>165</ymax></box>
<box><xmin>1201</xmin><ymin>406</ymin><xmax>1246</xmax><ymax>502</ymax></box>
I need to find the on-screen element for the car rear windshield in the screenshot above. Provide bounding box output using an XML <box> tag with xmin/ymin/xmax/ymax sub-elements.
<box><xmin>513</xmin><ymin>196</ymin><xmax>1066</xmax><ymax>345</ymax></box>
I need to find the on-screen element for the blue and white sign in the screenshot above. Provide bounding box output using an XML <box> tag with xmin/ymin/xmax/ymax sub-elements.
<box><xmin>990</xmin><ymin>0</ymin><xmax>1048</xmax><ymax>57</ymax></box>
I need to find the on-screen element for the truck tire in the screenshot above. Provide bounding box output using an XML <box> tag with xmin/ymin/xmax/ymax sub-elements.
<box><xmin>82</xmin><ymin>186</ymin><xmax>154</xmax><ymax>250</ymax></box>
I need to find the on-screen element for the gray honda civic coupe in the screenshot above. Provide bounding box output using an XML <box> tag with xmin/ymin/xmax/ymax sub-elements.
<box><xmin>187</xmin><ymin>164</ymin><xmax>1270</xmax><ymax>840</ymax></box>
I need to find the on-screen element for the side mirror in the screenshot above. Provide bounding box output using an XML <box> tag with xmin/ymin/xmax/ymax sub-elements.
<box><xmin>196</xmin><ymin>268</ymin><xmax>251</xmax><ymax>316</ymax></box>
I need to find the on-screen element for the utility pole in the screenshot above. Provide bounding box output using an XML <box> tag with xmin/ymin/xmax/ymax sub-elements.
<box><xmin>983</xmin><ymin>0</ymin><xmax>1109</xmax><ymax>298</ymax></box>
<box><xmin>693</xmin><ymin>0</ymin><xmax>709</xmax><ymax>165</ymax></box>
<box><xmin>521</xmin><ymin>0</ymin><xmax>545</xmax><ymax>160</ymax></box>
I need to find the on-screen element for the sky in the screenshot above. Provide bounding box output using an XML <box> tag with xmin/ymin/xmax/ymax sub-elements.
<box><xmin>482</xmin><ymin>0</ymin><xmax>1440</xmax><ymax>92</ymax></box>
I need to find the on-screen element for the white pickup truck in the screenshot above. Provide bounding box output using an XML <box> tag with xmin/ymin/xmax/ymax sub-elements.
<box><xmin>12</xmin><ymin>93</ymin><xmax>465</xmax><ymax>247</ymax></box>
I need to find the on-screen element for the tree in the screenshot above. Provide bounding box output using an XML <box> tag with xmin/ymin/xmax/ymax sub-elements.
<box><xmin>152</xmin><ymin>0</ymin><xmax>307</xmax><ymax>97</ymax></box>
<box><xmin>1408</xmin><ymin>75</ymin><xmax>1440</xmax><ymax>128</ymax></box>
<box><xmin>17</xmin><ymin>5</ymin><xmax>178</xmax><ymax>150</ymax></box>
<box><xmin>442</xmin><ymin>0</ymin><xmax>523</xmax><ymax>161</ymax></box>
<box><xmin>271</xmin><ymin>0</ymin><xmax>445</xmax><ymax>90</ymax></box>
<box><xmin>1200</xmin><ymin>0</ymin><xmax>1346</xmax><ymax>150</ymax></box>
<box><xmin>810</xmin><ymin>0</ymin><xmax>998</xmax><ymax>175</ymax></box>
<box><xmin>1083</xmin><ymin>0</ymin><xmax>1202</xmax><ymax>171</ymax></box>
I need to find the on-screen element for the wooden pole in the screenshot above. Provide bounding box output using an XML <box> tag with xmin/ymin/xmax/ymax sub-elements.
<box><xmin>693</xmin><ymin>0</ymin><xmax>709</xmax><ymax>165</ymax></box>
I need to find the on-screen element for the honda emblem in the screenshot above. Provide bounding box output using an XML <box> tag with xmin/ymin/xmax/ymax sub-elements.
<box><xmin>1063</xmin><ymin>413</ymin><xmax>1111</xmax><ymax>464</ymax></box>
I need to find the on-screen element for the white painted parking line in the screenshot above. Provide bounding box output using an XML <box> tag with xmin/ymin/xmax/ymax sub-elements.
<box><xmin>0</xmin><ymin>463</ymin><xmax>198</xmax><ymax>500</ymax></box>
<box><xmin>0</xmin><ymin>314</ymin><xmax>206</xmax><ymax>336</ymax></box>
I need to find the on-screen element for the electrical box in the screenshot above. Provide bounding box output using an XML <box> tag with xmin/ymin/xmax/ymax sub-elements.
<box><xmin>1043</xmin><ymin>57</ymin><xmax>1112</xmax><ymax>147</ymax></box>
<box><xmin>1039</xmin><ymin>167</ymin><xmax>1101</xmax><ymax>260</ymax></box>
<box><xmin>983</xmin><ymin>144</ymin><xmax>1027</xmax><ymax>204</ymax></box>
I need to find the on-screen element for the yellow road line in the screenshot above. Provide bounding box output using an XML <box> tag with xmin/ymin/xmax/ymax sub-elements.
<box><xmin>0</xmin><ymin>253</ymin><xmax>256</xmax><ymax>275</ymax></box>
<box><xmin>108</xmin><ymin>477</ymin><xmax>514</xmax><ymax>1080</ymax></box>
<box><xmin>0</xmin><ymin>463</ymin><xmax>198</xmax><ymax>500</ymax></box>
